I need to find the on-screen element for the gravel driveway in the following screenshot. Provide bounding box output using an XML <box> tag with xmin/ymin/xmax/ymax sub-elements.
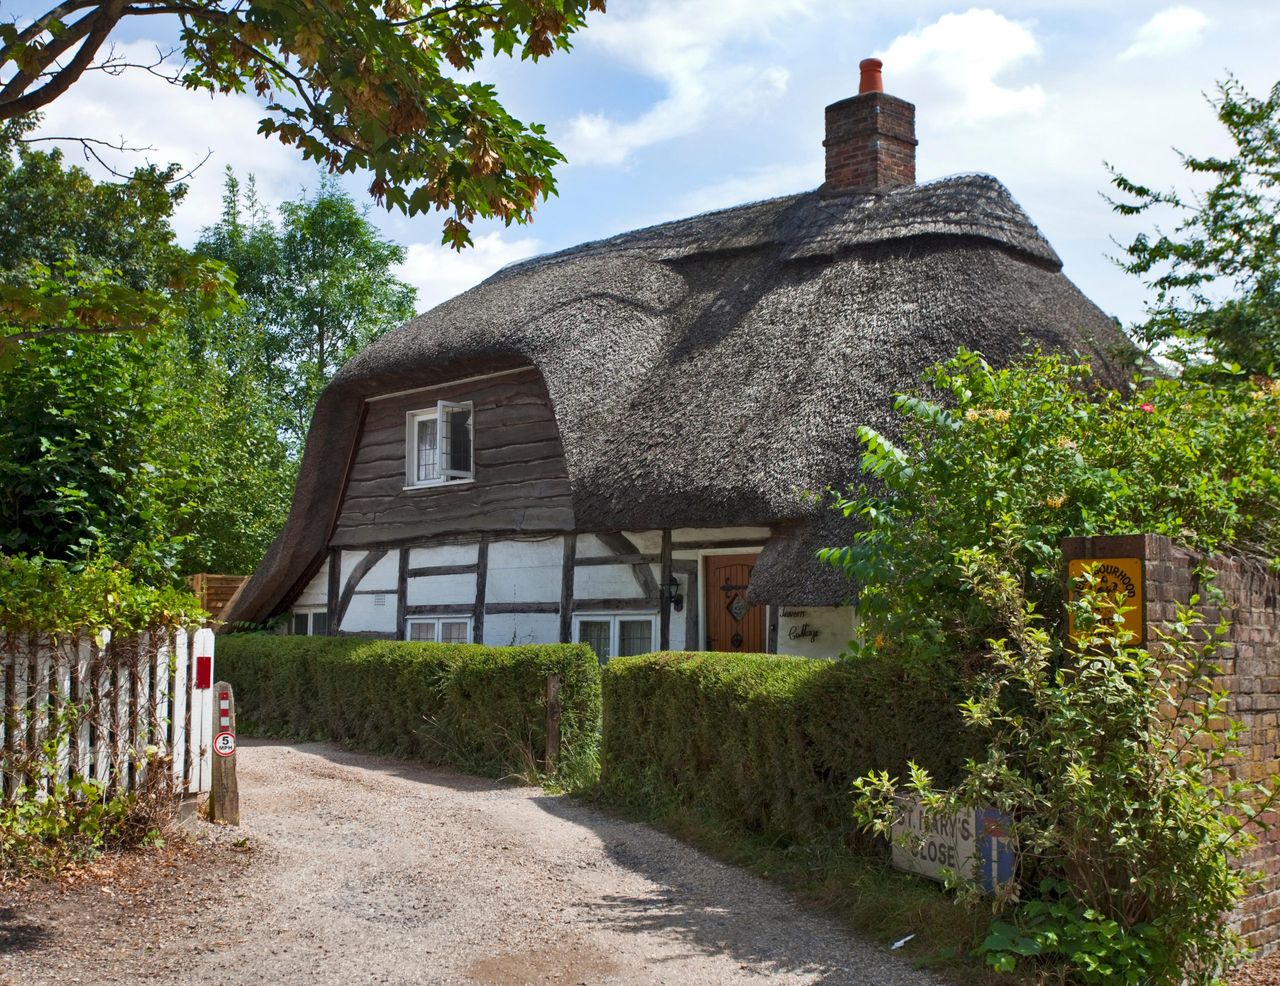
<box><xmin>5</xmin><ymin>740</ymin><xmax>946</xmax><ymax>985</ymax></box>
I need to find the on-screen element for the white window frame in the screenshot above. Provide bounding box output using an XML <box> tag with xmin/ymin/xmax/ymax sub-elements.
<box><xmin>291</xmin><ymin>607</ymin><xmax>329</xmax><ymax>636</ymax></box>
<box><xmin>573</xmin><ymin>614</ymin><xmax>658</xmax><ymax>662</ymax></box>
<box><xmin>404</xmin><ymin>615</ymin><xmax>473</xmax><ymax>644</ymax></box>
<box><xmin>405</xmin><ymin>400</ymin><xmax>474</xmax><ymax>489</ymax></box>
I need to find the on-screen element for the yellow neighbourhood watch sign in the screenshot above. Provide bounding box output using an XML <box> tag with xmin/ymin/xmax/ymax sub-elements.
<box><xmin>1067</xmin><ymin>557</ymin><xmax>1145</xmax><ymax>643</ymax></box>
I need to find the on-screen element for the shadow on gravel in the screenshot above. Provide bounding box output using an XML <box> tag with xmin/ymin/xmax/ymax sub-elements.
<box><xmin>0</xmin><ymin>906</ymin><xmax>53</xmax><ymax>954</ymax></box>
<box><xmin>527</xmin><ymin>793</ymin><xmax>910</xmax><ymax>986</ymax></box>
<box><xmin>254</xmin><ymin>740</ymin><xmax>928</xmax><ymax>985</ymax></box>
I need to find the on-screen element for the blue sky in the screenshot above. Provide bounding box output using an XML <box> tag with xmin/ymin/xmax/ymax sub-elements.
<box><xmin>21</xmin><ymin>1</ymin><xmax>1280</xmax><ymax>323</ymax></box>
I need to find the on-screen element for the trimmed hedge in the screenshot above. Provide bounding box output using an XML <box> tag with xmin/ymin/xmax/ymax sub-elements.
<box><xmin>215</xmin><ymin>635</ymin><xmax>601</xmax><ymax>782</ymax></box>
<box><xmin>599</xmin><ymin>651</ymin><xmax>977</xmax><ymax>844</ymax></box>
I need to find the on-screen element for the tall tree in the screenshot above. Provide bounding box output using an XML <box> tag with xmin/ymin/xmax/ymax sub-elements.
<box><xmin>1109</xmin><ymin>76</ymin><xmax>1280</xmax><ymax>374</ymax></box>
<box><xmin>1</xmin><ymin>0</ymin><xmax>604</xmax><ymax>248</ymax></box>
<box><xmin>0</xmin><ymin>137</ymin><xmax>289</xmax><ymax>577</ymax></box>
<box><xmin>196</xmin><ymin>172</ymin><xmax>418</xmax><ymax>448</ymax></box>
<box><xmin>0</xmin><ymin>138</ymin><xmax>203</xmax><ymax>572</ymax></box>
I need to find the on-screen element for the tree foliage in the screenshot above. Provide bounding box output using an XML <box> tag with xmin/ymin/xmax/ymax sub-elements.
<box><xmin>0</xmin><ymin>139</ymin><xmax>291</xmax><ymax>576</ymax></box>
<box><xmin>194</xmin><ymin>172</ymin><xmax>417</xmax><ymax>449</ymax></box>
<box><xmin>0</xmin><ymin>118</ymin><xmax>236</xmax><ymax>365</ymax></box>
<box><xmin>0</xmin><ymin>0</ymin><xmax>606</xmax><ymax>248</ymax></box>
<box><xmin>1109</xmin><ymin>77</ymin><xmax>1280</xmax><ymax>374</ymax></box>
<box><xmin>0</xmin><ymin>137</ymin><xmax>222</xmax><ymax>573</ymax></box>
<box><xmin>822</xmin><ymin>350</ymin><xmax>1280</xmax><ymax>666</ymax></box>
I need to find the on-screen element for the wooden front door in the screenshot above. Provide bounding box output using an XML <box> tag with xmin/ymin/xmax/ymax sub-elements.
<box><xmin>704</xmin><ymin>554</ymin><xmax>766</xmax><ymax>653</ymax></box>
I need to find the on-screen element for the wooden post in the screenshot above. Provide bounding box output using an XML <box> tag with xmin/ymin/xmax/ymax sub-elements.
<box><xmin>544</xmin><ymin>674</ymin><xmax>562</xmax><ymax>774</ymax></box>
<box><xmin>209</xmin><ymin>681</ymin><xmax>239</xmax><ymax>825</ymax></box>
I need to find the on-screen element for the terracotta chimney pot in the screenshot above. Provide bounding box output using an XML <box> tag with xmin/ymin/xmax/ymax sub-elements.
<box><xmin>823</xmin><ymin>57</ymin><xmax>917</xmax><ymax>192</ymax></box>
<box><xmin>858</xmin><ymin>58</ymin><xmax>883</xmax><ymax>94</ymax></box>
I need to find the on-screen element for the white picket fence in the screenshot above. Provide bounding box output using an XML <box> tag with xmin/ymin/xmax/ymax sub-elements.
<box><xmin>0</xmin><ymin>627</ymin><xmax>215</xmax><ymax>800</ymax></box>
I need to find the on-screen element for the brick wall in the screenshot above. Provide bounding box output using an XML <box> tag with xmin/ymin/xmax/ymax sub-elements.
<box><xmin>823</xmin><ymin>91</ymin><xmax>917</xmax><ymax>191</ymax></box>
<box><xmin>1063</xmin><ymin>534</ymin><xmax>1280</xmax><ymax>954</ymax></box>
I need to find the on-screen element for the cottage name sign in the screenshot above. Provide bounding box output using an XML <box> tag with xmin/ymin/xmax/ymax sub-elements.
<box><xmin>890</xmin><ymin>797</ymin><xmax>1015</xmax><ymax>894</ymax></box>
<box><xmin>1066</xmin><ymin>557</ymin><xmax>1145</xmax><ymax>643</ymax></box>
<box><xmin>779</xmin><ymin>608</ymin><xmax>820</xmax><ymax>642</ymax></box>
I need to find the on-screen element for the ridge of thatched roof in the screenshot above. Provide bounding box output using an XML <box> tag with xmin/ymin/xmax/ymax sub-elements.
<box><xmin>226</xmin><ymin>174</ymin><xmax>1134</xmax><ymax>624</ymax></box>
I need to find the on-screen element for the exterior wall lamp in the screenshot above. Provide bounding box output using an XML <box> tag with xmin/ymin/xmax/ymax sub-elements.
<box><xmin>665</xmin><ymin>574</ymin><xmax>684</xmax><ymax>613</ymax></box>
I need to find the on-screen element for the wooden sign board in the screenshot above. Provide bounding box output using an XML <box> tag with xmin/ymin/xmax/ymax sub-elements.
<box><xmin>1067</xmin><ymin>557</ymin><xmax>1144</xmax><ymax>643</ymax></box>
<box><xmin>891</xmin><ymin>797</ymin><xmax>1014</xmax><ymax>894</ymax></box>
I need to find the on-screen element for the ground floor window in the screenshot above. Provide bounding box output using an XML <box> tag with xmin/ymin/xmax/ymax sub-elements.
<box><xmin>574</xmin><ymin>614</ymin><xmax>657</xmax><ymax>662</ymax></box>
<box><xmin>405</xmin><ymin>616</ymin><xmax>472</xmax><ymax>644</ymax></box>
<box><xmin>292</xmin><ymin>608</ymin><xmax>328</xmax><ymax>636</ymax></box>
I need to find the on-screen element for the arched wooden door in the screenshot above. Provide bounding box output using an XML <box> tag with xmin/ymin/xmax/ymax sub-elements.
<box><xmin>704</xmin><ymin>554</ymin><xmax>765</xmax><ymax>653</ymax></box>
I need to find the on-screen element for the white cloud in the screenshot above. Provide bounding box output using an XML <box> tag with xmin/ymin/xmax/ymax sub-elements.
<box><xmin>559</xmin><ymin>0</ymin><xmax>811</xmax><ymax>166</ymax></box>
<box><xmin>879</xmin><ymin>8</ymin><xmax>1045</xmax><ymax>124</ymax></box>
<box><xmin>678</xmin><ymin>160</ymin><xmax>817</xmax><ymax>216</ymax></box>
<box><xmin>33</xmin><ymin>40</ymin><xmax>307</xmax><ymax>243</ymax></box>
<box><xmin>396</xmin><ymin>233</ymin><xmax>543</xmax><ymax>314</ymax></box>
<box><xmin>1121</xmin><ymin>6</ymin><xmax>1209</xmax><ymax>60</ymax></box>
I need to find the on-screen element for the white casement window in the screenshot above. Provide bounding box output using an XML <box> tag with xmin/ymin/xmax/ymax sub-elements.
<box><xmin>405</xmin><ymin>616</ymin><xmax>472</xmax><ymax>644</ymax></box>
<box><xmin>574</xmin><ymin>614</ymin><xmax>657</xmax><ymax>663</ymax></box>
<box><xmin>292</xmin><ymin>608</ymin><xmax>329</xmax><ymax>636</ymax></box>
<box><xmin>406</xmin><ymin>401</ymin><xmax>474</xmax><ymax>487</ymax></box>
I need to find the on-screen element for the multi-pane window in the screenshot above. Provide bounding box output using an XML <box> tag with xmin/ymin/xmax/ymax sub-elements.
<box><xmin>292</xmin><ymin>609</ymin><xmax>328</xmax><ymax>636</ymax></box>
<box><xmin>577</xmin><ymin>619</ymin><xmax>612</xmax><ymax>661</ymax></box>
<box><xmin>406</xmin><ymin>617</ymin><xmax>472</xmax><ymax>644</ymax></box>
<box><xmin>619</xmin><ymin>618</ymin><xmax>653</xmax><ymax>656</ymax></box>
<box><xmin>407</xmin><ymin>401</ymin><xmax>473</xmax><ymax>487</ymax></box>
<box><xmin>575</xmin><ymin>615</ymin><xmax>657</xmax><ymax>663</ymax></box>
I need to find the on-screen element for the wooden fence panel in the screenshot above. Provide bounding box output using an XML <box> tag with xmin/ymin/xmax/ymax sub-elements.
<box><xmin>0</xmin><ymin>628</ymin><xmax>214</xmax><ymax>800</ymax></box>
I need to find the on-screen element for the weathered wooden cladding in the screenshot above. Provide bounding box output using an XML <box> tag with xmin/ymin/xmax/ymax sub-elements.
<box><xmin>332</xmin><ymin>369</ymin><xmax>574</xmax><ymax>548</ymax></box>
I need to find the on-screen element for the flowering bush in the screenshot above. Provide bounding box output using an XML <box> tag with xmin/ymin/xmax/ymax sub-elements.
<box><xmin>821</xmin><ymin>349</ymin><xmax>1280</xmax><ymax>665</ymax></box>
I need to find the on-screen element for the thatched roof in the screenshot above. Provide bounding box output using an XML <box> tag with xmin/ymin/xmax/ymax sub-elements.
<box><xmin>227</xmin><ymin>174</ymin><xmax>1136</xmax><ymax>624</ymax></box>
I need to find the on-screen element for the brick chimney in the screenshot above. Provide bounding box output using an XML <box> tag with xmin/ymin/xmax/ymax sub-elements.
<box><xmin>823</xmin><ymin>58</ymin><xmax>917</xmax><ymax>192</ymax></box>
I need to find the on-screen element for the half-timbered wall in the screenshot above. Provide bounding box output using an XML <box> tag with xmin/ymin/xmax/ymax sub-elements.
<box><xmin>300</xmin><ymin>367</ymin><xmax>855</xmax><ymax>658</ymax></box>
<box><xmin>295</xmin><ymin>526</ymin><xmax>855</xmax><ymax>659</ymax></box>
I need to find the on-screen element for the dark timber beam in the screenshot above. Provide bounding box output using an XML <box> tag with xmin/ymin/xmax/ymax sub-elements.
<box><xmin>325</xmin><ymin>550</ymin><xmax>341</xmax><ymax>636</ymax></box>
<box><xmin>396</xmin><ymin>549</ymin><xmax>408</xmax><ymax>641</ymax></box>
<box><xmin>335</xmin><ymin>549</ymin><xmax>389</xmax><ymax>629</ymax></box>
<box><xmin>406</xmin><ymin>563</ymin><xmax>479</xmax><ymax>578</ymax></box>
<box><xmin>596</xmin><ymin>532</ymin><xmax>659</xmax><ymax>605</ymax></box>
<box><xmin>659</xmin><ymin>529</ymin><xmax>672</xmax><ymax>650</ymax></box>
<box><xmin>473</xmin><ymin>539</ymin><xmax>489</xmax><ymax>644</ymax></box>
<box><xmin>405</xmin><ymin>604</ymin><xmax>474</xmax><ymax>617</ymax></box>
<box><xmin>571</xmin><ymin>598</ymin><xmax>657</xmax><ymax>613</ymax></box>
<box><xmin>487</xmin><ymin>602</ymin><xmax>560</xmax><ymax>615</ymax></box>
<box><xmin>574</xmin><ymin>554</ymin><xmax>658</xmax><ymax>567</ymax></box>
<box><xmin>559</xmin><ymin>534</ymin><xmax>577</xmax><ymax>643</ymax></box>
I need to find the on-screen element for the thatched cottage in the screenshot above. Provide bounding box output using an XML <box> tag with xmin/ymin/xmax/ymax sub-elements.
<box><xmin>224</xmin><ymin>60</ymin><xmax>1132</xmax><ymax>660</ymax></box>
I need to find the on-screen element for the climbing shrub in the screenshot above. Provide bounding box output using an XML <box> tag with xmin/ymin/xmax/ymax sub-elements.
<box><xmin>215</xmin><ymin>635</ymin><xmax>601</xmax><ymax>784</ymax></box>
<box><xmin>598</xmin><ymin>650</ymin><xmax>976</xmax><ymax>844</ymax></box>
<box><xmin>852</xmin><ymin>543</ymin><xmax>1279</xmax><ymax>984</ymax></box>
<box><xmin>0</xmin><ymin>554</ymin><xmax>203</xmax><ymax>874</ymax></box>
<box><xmin>822</xmin><ymin>349</ymin><xmax>1280</xmax><ymax>667</ymax></box>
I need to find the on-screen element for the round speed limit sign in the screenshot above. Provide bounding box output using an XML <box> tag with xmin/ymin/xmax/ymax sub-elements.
<box><xmin>213</xmin><ymin>730</ymin><xmax>236</xmax><ymax>757</ymax></box>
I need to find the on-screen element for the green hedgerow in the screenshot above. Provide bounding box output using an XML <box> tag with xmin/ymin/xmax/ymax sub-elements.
<box><xmin>215</xmin><ymin>634</ymin><xmax>601</xmax><ymax>785</ymax></box>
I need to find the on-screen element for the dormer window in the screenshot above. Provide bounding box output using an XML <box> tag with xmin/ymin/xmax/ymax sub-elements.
<box><xmin>406</xmin><ymin>401</ymin><xmax>473</xmax><ymax>487</ymax></box>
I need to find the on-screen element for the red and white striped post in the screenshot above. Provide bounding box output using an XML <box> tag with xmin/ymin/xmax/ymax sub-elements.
<box><xmin>209</xmin><ymin>681</ymin><xmax>239</xmax><ymax>825</ymax></box>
